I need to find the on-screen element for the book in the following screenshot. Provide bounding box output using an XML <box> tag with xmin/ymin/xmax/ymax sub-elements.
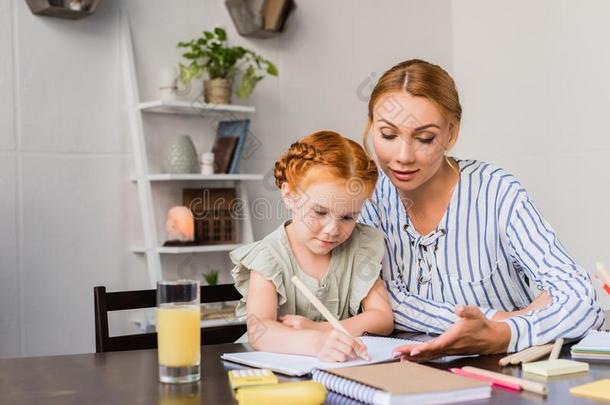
<box><xmin>570</xmin><ymin>330</ymin><xmax>610</xmax><ymax>361</ymax></box>
<box><xmin>312</xmin><ymin>361</ymin><xmax>490</xmax><ymax>405</ymax></box>
<box><xmin>263</xmin><ymin>0</ymin><xmax>285</xmax><ymax>31</ymax></box>
<box><xmin>211</xmin><ymin>136</ymin><xmax>238</xmax><ymax>174</ymax></box>
<box><xmin>216</xmin><ymin>120</ymin><xmax>250</xmax><ymax>174</ymax></box>
<box><xmin>522</xmin><ymin>359</ymin><xmax>589</xmax><ymax>377</ymax></box>
<box><xmin>221</xmin><ymin>336</ymin><xmax>473</xmax><ymax>377</ymax></box>
<box><xmin>570</xmin><ymin>379</ymin><xmax>610</xmax><ymax>401</ymax></box>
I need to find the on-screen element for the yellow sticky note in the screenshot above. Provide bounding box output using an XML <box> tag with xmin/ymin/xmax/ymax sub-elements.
<box><xmin>570</xmin><ymin>379</ymin><xmax>610</xmax><ymax>401</ymax></box>
<box><xmin>522</xmin><ymin>359</ymin><xmax>589</xmax><ymax>377</ymax></box>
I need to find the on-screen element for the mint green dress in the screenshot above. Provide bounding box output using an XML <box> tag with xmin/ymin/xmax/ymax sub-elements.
<box><xmin>229</xmin><ymin>222</ymin><xmax>385</xmax><ymax>341</ymax></box>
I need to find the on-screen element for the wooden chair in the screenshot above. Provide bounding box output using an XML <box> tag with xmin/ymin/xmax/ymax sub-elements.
<box><xmin>94</xmin><ymin>284</ymin><xmax>246</xmax><ymax>353</ymax></box>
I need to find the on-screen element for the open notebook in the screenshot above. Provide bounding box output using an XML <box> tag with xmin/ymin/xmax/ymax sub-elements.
<box><xmin>221</xmin><ymin>336</ymin><xmax>472</xmax><ymax>376</ymax></box>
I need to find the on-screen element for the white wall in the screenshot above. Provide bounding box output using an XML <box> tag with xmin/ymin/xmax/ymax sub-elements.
<box><xmin>451</xmin><ymin>0</ymin><xmax>610</xmax><ymax>309</ymax></box>
<box><xmin>2</xmin><ymin>0</ymin><xmax>606</xmax><ymax>359</ymax></box>
<box><xmin>0</xmin><ymin>0</ymin><xmax>453</xmax><ymax>358</ymax></box>
<box><xmin>0</xmin><ymin>0</ymin><xmax>144</xmax><ymax>358</ymax></box>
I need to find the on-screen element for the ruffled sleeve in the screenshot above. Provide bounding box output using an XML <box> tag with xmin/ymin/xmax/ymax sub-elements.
<box><xmin>348</xmin><ymin>224</ymin><xmax>385</xmax><ymax>316</ymax></box>
<box><xmin>229</xmin><ymin>241</ymin><xmax>288</xmax><ymax>319</ymax></box>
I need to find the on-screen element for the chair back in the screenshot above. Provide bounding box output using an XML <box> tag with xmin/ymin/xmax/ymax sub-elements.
<box><xmin>94</xmin><ymin>284</ymin><xmax>245</xmax><ymax>353</ymax></box>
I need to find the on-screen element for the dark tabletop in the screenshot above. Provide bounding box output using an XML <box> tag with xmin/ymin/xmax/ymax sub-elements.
<box><xmin>1</xmin><ymin>334</ymin><xmax>609</xmax><ymax>404</ymax></box>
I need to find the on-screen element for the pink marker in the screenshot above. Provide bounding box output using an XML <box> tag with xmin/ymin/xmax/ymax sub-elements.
<box><xmin>449</xmin><ymin>368</ymin><xmax>522</xmax><ymax>392</ymax></box>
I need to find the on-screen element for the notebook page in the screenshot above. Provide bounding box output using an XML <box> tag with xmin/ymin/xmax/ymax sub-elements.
<box><xmin>221</xmin><ymin>336</ymin><xmax>412</xmax><ymax>376</ymax></box>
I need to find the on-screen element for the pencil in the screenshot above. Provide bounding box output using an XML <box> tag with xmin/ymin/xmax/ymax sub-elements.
<box><xmin>499</xmin><ymin>343</ymin><xmax>553</xmax><ymax>366</ymax></box>
<box><xmin>595</xmin><ymin>262</ymin><xmax>610</xmax><ymax>294</ymax></box>
<box><xmin>549</xmin><ymin>338</ymin><xmax>564</xmax><ymax>360</ymax></box>
<box><xmin>290</xmin><ymin>275</ymin><xmax>369</xmax><ymax>361</ymax></box>
<box><xmin>515</xmin><ymin>344</ymin><xmax>554</xmax><ymax>364</ymax></box>
<box><xmin>461</xmin><ymin>366</ymin><xmax>547</xmax><ymax>396</ymax></box>
<box><xmin>595</xmin><ymin>262</ymin><xmax>610</xmax><ymax>284</ymax></box>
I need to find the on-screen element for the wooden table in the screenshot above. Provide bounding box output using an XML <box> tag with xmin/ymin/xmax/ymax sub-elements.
<box><xmin>1</xmin><ymin>338</ymin><xmax>609</xmax><ymax>404</ymax></box>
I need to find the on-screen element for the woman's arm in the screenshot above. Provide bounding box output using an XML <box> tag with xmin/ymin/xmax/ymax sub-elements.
<box><xmin>360</xmin><ymin>191</ymin><xmax>549</xmax><ymax>335</ymax></box>
<box><xmin>246</xmin><ymin>270</ymin><xmax>366</xmax><ymax>361</ymax></box>
<box><xmin>499</xmin><ymin>196</ymin><xmax>604</xmax><ymax>352</ymax></box>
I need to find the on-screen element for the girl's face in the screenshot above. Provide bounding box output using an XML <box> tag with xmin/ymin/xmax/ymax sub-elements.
<box><xmin>371</xmin><ymin>91</ymin><xmax>457</xmax><ymax>192</ymax></box>
<box><xmin>282</xmin><ymin>173</ymin><xmax>368</xmax><ymax>256</ymax></box>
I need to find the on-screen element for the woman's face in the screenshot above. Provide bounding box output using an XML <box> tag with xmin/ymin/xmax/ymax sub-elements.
<box><xmin>371</xmin><ymin>91</ymin><xmax>457</xmax><ymax>192</ymax></box>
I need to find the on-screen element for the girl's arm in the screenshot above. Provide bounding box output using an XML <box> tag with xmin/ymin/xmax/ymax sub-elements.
<box><xmin>246</xmin><ymin>270</ymin><xmax>366</xmax><ymax>362</ymax></box>
<box><xmin>282</xmin><ymin>278</ymin><xmax>394</xmax><ymax>336</ymax></box>
<box><xmin>339</xmin><ymin>278</ymin><xmax>394</xmax><ymax>336</ymax></box>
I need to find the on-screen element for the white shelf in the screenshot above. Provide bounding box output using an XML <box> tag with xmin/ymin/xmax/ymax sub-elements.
<box><xmin>122</xmin><ymin>16</ymin><xmax>258</xmax><ymax>286</ymax></box>
<box><xmin>201</xmin><ymin>318</ymin><xmax>245</xmax><ymax>328</ymax></box>
<box><xmin>135</xmin><ymin>316</ymin><xmax>245</xmax><ymax>332</ymax></box>
<box><xmin>132</xmin><ymin>244</ymin><xmax>243</xmax><ymax>254</ymax></box>
<box><xmin>138</xmin><ymin>100</ymin><xmax>255</xmax><ymax>115</ymax></box>
<box><xmin>131</xmin><ymin>173</ymin><xmax>265</xmax><ymax>182</ymax></box>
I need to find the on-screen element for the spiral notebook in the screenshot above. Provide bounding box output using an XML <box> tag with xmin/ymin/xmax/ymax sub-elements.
<box><xmin>312</xmin><ymin>361</ymin><xmax>491</xmax><ymax>405</ymax></box>
<box><xmin>221</xmin><ymin>336</ymin><xmax>472</xmax><ymax>377</ymax></box>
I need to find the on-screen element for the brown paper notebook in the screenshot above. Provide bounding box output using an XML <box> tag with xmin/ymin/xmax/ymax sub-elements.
<box><xmin>312</xmin><ymin>361</ymin><xmax>490</xmax><ymax>404</ymax></box>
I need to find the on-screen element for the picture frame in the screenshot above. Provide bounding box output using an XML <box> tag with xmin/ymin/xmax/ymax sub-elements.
<box><xmin>216</xmin><ymin>119</ymin><xmax>250</xmax><ymax>174</ymax></box>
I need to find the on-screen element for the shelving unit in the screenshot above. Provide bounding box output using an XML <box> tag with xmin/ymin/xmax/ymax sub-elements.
<box><xmin>120</xmin><ymin>14</ymin><xmax>260</xmax><ymax>287</ymax></box>
<box><xmin>131</xmin><ymin>244</ymin><xmax>242</xmax><ymax>255</ymax></box>
<box><xmin>25</xmin><ymin>0</ymin><xmax>103</xmax><ymax>19</ymax></box>
<box><xmin>129</xmin><ymin>173</ymin><xmax>264</xmax><ymax>182</ymax></box>
<box><xmin>138</xmin><ymin>100</ymin><xmax>256</xmax><ymax>115</ymax></box>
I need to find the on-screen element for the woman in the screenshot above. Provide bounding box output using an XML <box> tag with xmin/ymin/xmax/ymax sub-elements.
<box><xmin>359</xmin><ymin>59</ymin><xmax>604</xmax><ymax>359</ymax></box>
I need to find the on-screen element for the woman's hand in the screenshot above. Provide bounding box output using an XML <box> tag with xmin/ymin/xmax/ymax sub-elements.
<box><xmin>279</xmin><ymin>314</ymin><xmax>323</xmax><ymax>331</ymax></box>
<box><xmin>392</xmin><ymin>305</ymin><xmax>511</xmax><ymax>361</ymax></box>
<box><xmin>315</xmin><ymin>329</ymin><xmax>369</xmax><ymax>362</ymax></box>
<box><xmin>492</xmin><ymin>291</ymin><xmax>552</xmax><ymax>321</ymax></box>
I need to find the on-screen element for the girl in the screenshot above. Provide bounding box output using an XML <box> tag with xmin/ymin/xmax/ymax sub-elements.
<box><xmin>230</xmin><ymin>130</ymin><xmax>394</xmax><ymax>362</ymax></box>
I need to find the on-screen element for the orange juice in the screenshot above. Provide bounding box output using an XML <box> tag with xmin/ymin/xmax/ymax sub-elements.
<box><xmin>157</xmin><ymin>305</ymin><xmax>200</xmax><ymax>367</ymax></box>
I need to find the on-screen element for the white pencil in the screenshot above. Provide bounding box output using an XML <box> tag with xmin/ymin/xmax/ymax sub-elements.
<box><xmin>595</xmin><ymin>262</ymin><xmax>610</xmax><ymax>285</ymax></box>
<box><xmin>290</xmin><ymin>275</ymin><xmax>369</xmax><ymax>360</ymax></box>
<box><xmin>549</xmin><ymin>338</ymin><xmax>564</xmax><ymax>360</ymax></box>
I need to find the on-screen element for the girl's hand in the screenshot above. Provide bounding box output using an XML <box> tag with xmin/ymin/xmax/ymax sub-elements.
<box><xmin>392</xmin><ymin>305</ymin><xmax>510</xmax><ymax>361</ymax></box>
<box><xmin>525</xmin><ymin>291</ymin><xmax>552</xmax><ymax>311</ymax></box>
<box><xmin>492</xmin><ymin>291</ymin><xmax>552</xmax><ymax>321</ymax></box>
<box><xmin>279</xmin><ymin>315</ymin><xmax>321</xmax><ymax>330</ymax></box>
<box><xmin>315</xmin><ymin>329</ymin><xmax>369</xmax><ymax>362</ymax></box>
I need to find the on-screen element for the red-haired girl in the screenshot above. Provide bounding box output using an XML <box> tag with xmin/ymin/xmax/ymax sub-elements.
<box><xmin>231</xmin><ymin>130</ymin><xmax>393</xmax><ymax>362</ymax></box>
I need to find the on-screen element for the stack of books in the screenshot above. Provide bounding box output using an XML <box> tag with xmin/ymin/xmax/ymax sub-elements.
<box><xmin>571</xmin><ymin>330</ymin><xmax>610</xmax><ymax>361</ymax></box>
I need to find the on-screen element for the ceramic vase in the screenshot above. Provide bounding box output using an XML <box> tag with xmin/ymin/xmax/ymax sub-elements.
<box><xmin>161</xmin><ymin>135</ymin><xmax>199</xmax><ymax>174</ymax></box>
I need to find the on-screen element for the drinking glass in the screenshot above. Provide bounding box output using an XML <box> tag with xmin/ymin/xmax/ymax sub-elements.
<box><xmin>157</xmin><ymin>280</ymin><xmax>200</xmax><ymax>383</ymax></box>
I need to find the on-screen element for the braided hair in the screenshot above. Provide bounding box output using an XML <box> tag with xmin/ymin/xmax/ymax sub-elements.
<box><xmin>274</xmin><ymin>130</ymin><xmax>378</xmax><ymax>197</ymax></box>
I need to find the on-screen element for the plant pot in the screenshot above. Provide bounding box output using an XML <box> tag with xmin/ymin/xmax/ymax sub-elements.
<box><xmin>204</xmin><ymin>78</ymin><xmax>232</xmax><ymax>105</ymax></box>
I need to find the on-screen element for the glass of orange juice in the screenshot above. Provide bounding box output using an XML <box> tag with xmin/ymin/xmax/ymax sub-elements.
<box><xmin>157</xmin><ymin>280</ymin><xmax>200</xmax><ymax>383</ymax></box>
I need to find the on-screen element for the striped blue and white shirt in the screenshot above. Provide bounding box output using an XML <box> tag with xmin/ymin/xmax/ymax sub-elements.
<box><xmin>359</xmin><ymin>159</ymin><xmax>604</xmax><ymax>352</ymax></box>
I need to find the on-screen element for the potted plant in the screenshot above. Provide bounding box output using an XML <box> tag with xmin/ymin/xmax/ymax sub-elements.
<box><xmin>177</xmin><ymin>27</ymin><xmax>278</xmax><ymax>104</ymax></box>
<box><xmin>202</xmin><ymin>270</ymin><xmax>223</xmax><ymax>312</ymax></box>
<box><xmin>203</xmin><ymin>270</ymin><xmax>219</xmax><ymax>287</ymax></box>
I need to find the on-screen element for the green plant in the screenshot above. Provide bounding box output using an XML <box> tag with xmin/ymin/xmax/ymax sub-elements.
<box><xmin>203</xmin><ymin>270</ymin><xmax>219</xmax><ymax>286</ymax></box>
<box><xmin>177</xmin><ymin>27</ymin><xmax>278</xmax><ymax>99</ymax></box>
